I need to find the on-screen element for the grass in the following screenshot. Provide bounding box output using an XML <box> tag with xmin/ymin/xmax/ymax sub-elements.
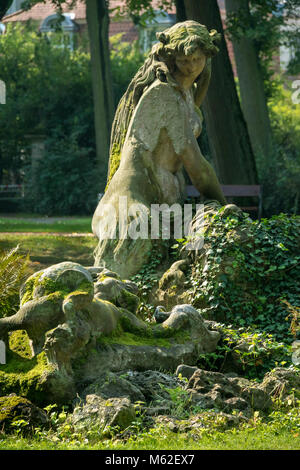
<box><xmin>0</xmin><ymin>214</ymin><xmax>92</xmax><ymax>233</ymax></box>
<box><xmin>0</xmin><ymin>213</ymin><xmax>299</xmax><ymax>451</ymax></box>
<box><xmin>0</xmin><ymin>423</ymin><xmax>299</xmax><ymax>450</ymax></box>
<box><xmin>0</xmin><ymin>233</ymin><xmax>97</xmax><ymax>271</ymax></box>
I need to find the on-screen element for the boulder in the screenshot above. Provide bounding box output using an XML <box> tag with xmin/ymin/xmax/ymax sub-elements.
<box><xmin>0</xmin><ymin>394</ymin><xmax>49</xmax><ymax>432</ymax></box>
<box><xmin>260</xmin><ymin>367</ymin><xmax>300</xmax><ymax>401</ymax></box>
<box><xmin>186</xmin><ymin>368</ymin><xmax>272</xmax><ymax>414</ymax></box>
<box><xmin>71</xmin><ymin>394</ymin><xmax>136</xmax><ymax>433</ymax></box>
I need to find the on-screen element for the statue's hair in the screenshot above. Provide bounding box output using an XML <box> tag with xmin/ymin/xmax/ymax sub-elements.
<box><xmin>107</xmin><ymin>21</ymin><xmax>221</xmax><ymax>186</ymax></box>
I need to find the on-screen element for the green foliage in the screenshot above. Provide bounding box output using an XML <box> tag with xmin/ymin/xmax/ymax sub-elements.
<box><xmin>131</xmin><ymin>244</ymin><xmax>169</xmax><ymax>320</ymax></box>
<box><xmin>0</xmin><ymin>246</ymin><xmax>29</xmax><ymax>318</ymax></box>
<box><xmin>0</xmin><ymin>22</ymin><xmax>148</xmax><ymax>214</ymax></box>
<box><xmin>256</xmin><ymin>84</ymin><xmax>300</xmax><ymax>216</ymax></box>
<box><xmin>198</xmin><ymin>323</ymin><xmax>293</xmax><ymax>380</ymax></box>
<box><xmin>24</xmin><ymin>132</ymin><xmax>99</xmax><ymax>216</ymax></box>
<box><xmin>225</xmin><ymin>1</ymin><xmax>300</xmax><ymax>86</ymax></box>
<box><xmin>0</xmin><ymin>23</ymin><xmax>94</xmax><ymax>187</ymax></box>
<box><xmin>187</xmin><ymin>210</ymin><xmax>300</xmax><ymax>343</ymax></box>
<box><xmin>110</xmin><ymin>34</ymin><xmax>145</xmax><ymax>107</ymax></box>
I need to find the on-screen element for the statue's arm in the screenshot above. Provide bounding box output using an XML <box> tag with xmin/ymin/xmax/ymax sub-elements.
<box><xmin>194</xmin><ymin>59</ymin><xmax>211</xmax><ymax>107</ymax></box>
<box><xmin>180</xmin><ymin>126</ymin><xmax>227</xmax><ymax>205</ymax></box>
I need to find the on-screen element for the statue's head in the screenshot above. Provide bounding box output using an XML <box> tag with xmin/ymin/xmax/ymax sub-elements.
<box><xmin>153</xmin><ymin>20</ymin><xmax>221</xmax><ymax>76</ymax></box>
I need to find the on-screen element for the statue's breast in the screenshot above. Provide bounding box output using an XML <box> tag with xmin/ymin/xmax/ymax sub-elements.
<box><xmin>183</xmin><ymin>88</ymin><xmax>203</xmax><ymax>139</ymax></box>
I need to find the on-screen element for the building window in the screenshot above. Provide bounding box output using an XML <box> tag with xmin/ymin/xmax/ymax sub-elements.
<box><xmin>39</xmin><ymin>13</ymin><xmax>79</xmax><ymax>50</ymax></box>
<box><xmin>139</xmin><ymin>10</ymin><xmax>175</xmax><ymax>53</ymax></box>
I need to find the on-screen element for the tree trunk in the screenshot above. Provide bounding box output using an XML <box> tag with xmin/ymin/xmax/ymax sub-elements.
<box><xmin>0</xmin><ymin>0</ymin><xmax>13</xmax><ymax>20</ymax></box>
<box><xmin>225</xmin><ymin>0</ymin><xmax>273</xmax><ymax>163</ymax></box>
<box><xmin>86</xmin><ymin>0</ymin><xmax>115</xmax><ymax>191</ymax></box>
<box><xmin>183</xmin><ymin>0</ymin><xmax>258</xmax><ymax>185</ymax></box>
<box><xmin>174</xmin><ymin>0</ymin><xmax>186</xmax><ymax>22</ymax></box>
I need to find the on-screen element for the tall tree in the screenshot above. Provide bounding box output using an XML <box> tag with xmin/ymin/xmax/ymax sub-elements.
<box><xmin>182</xmin><ymin>0</ymin><xmax>258</xmax><ymax>185</ymax></box>
<box><xmin>225</xmin><ymin>0</ymin><xmax>273</xmax><ymax>164</ymax></box>
<box><xmin>0</xmin><ymin>0</ymin><xmax>13</xmax><ymax>20</ymax></box>
<box><xmin>86</xmin><ymin>0</ymin><xmax>114</xmax><ymax>186</ymax></box>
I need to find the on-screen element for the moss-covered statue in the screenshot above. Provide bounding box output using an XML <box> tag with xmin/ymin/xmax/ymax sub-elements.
<box><xmin>92</xmin><ymin>21</ymin><xmax>227</xmax><ymax>278</ymax></box>
<box><xmin>0</xmin><ymin>261</ymin><xmax>220</xmax><ymax>404</ymax></box>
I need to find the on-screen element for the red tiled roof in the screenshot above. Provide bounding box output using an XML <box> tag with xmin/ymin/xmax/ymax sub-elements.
<box><xmin>110</xmin><ymin>20</ymin><xmax>138</xmax><ymax>42</ymax></box>
<box><xmin>3</xmin><ymin>0</ymin><xmax>226</xmax><ymax>23</ymax></box>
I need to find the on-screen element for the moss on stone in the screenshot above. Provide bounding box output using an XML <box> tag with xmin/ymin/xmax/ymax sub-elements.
<box><xmin>105</xmin><ymin>130</ymin><xmax>127</xmax><ymax>191</ymax></box>
<box><xmin>0</xmin><ymin>395</ymin><xmax>31</xmax><ymax>424</ymax></box>
<box><xmin>20</xmin><ymin>271</ymin><xmax>43</xmax><ymax>306</ymax></box>
<box><xmin>9</xmin><ymin>330</ymin><xmax>32</xmax><ymax>359</ymax></box>
<box><xmin>118</xmin><ymin>289</ymin><xmax>140</xmax><ymax>313</ymax></box>
<box><xmin>99</xmin><ymin>313</ymin><xmax>192</xmax><ymax>349</ymax></box>
<box><xmin>0</xmin><ymin>336</ymin><xmax>54</xmax><ymax>406</ymax></box>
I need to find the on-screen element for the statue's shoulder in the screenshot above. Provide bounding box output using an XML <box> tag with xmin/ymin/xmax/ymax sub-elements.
<box><xmin>128</xmin><ymin>79</ymin><xmax>187</xmax><ymax>154</ymax></box>
<box><xmin>141</xmin><ymin>79</ymin><xmax>180</xmax><ymax>103</ymax></box>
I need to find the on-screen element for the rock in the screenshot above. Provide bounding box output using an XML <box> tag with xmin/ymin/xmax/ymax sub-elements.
<box><xmin>81</xmin><ymin>372</ymin><xmax>145</xmax><ymax>404</ymax></box>
<box><xmin>160</xmin><ymin>304</ymin><xmax>220</xmax><ymax>351</ymax></box>
<box><xmin>118</xmin><ymin>370</ymin><xmax>181</xmax><ymax>403</ymax></box>
<box><xmin>94</xmin><ymin>276</ymin><xmax>140</xmax><ymax>313</ymax></box>
<box><xmin>72</xmin><ymin>394</ymin><xmax>136</xmax><ymax>432</ymax></box>
<box><xmin>0</xmin><ymin>260</ymin><xmax>221</xmax><ymax>406</ymax></box>
<box><xmin>153</xmin><ymin>260</ymin><xmax>191</xmax><ymax>310</ymax></box>
<box><xmin>21</xmin><ymin>261</ymin><xmax>94</xmax><ymax>303</ymax></box>
<box><xmin>175</xmin><ymin>364</ymin><xmax>199</xmax><ymax>380</ymax></box>
<box><xmin>260</xmin><ymin>367</ymin><xmax>300</xmax><ymax>401</ymax></box>
<box><xmin>153</xmin><ymin>306</ymin><xmax>170</xmax><ymax>324</ymax></box>
<box><xmin>187</xmin><ymin>368</ymin><xmax>272</xmax><ymax>414</ymax></box>
<box><xmin>0</xmin><ymin>394</ymin><xmax>49</xmax><ymax>432</ymax></box>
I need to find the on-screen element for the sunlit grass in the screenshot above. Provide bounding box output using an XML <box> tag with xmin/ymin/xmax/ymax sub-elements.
<box><xmin>0</xmin><ymin>215</ymin><xmax>93</xmax><ymax>233</ymax></box>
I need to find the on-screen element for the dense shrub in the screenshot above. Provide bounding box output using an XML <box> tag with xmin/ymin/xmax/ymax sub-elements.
<box><xmin>188</xmin><ymin>209</ymin><xmax>300</xmax><ymax>343</ymax></box>
<box><xmin>257</xmin><ymin>83</ymin><xmax>300</xmax><ymax>216</ymax></box>
<box><xmin>0</xmin><ymin>24</ymin><xmax>144</xmax><ymax>215</ymax></box>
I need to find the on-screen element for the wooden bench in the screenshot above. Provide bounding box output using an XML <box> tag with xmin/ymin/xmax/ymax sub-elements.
<box><xmin>0</xmin><ymin>184</ymin><xmax>24</xmax><ymax>200</ymax></box>
<box><xmin>186</xmin><ymin>184</ymin><xmax>263</xmax><ymax>220</ymax></box>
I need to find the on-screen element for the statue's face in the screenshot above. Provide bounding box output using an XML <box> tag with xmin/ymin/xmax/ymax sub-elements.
<box><xmin>175</xmin><ymin>48</ymin><xmax>206</xmax><ymax>81</ymax></box>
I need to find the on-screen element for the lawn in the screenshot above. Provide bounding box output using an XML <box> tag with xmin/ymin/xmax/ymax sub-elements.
<box><xmin>0</xmin><ymin>214</ymin><xmax>299</xmax><ymax>452</ymax></box>
<box><xmin>0</xmin><ymin>214</ymin><xmax>97</xmax><ymax>270</ymax></box>
<box><xmin>0</xmin><ymin>233</ymin><xmax>97</xmax><ymax>271</ymax></box>
<box><xmin>0</xmin><ymin>214</ymin><xmax>93</xmax><ymax>233</ymax></box>
<box><xmin>0</xmin><ymin>422</ymin><xmax>299</xmax><ymax>450</ymax></box>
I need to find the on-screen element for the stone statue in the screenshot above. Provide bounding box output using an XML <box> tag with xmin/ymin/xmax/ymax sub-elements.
<box><xmin>0</xmin><ymin>261</ymin><xmax>220</xmax><ymax>403</ymax></box>
<box><xmin>92</xmin><ymin>21</ymin><xmax>227</xmax><ymax>278</ymax></box>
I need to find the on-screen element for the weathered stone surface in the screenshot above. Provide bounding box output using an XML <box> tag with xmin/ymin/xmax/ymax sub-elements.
<box><xmin>20</xmin><ymin>261</ymin><xmax>94</xmax><ymax>304</ymax></box>
<box><xmin>94</xmin><ymin>276</ymin><xmax>140</xmax><ymax>313</ymax></box>
<box><xmin>81</xmin><ymin>372</ymin><xmax>145</xmax><ymax>403</ymax></box>
<box><xmin>0</xmin><ymin>258</ymin><xmax>221</xmax><ymax>406</ymax></box>
<box><xmin>71</xmin><ymin>394</ymin><xmax>136</xmax><ymax>432</ymax></box>
<box><xmin>92</xmin><ymin>22</ymin><xmax>227</xmax><ymax>279</ymax></box>
<box><xmin>154</xmin><ymin>260</ymin><xmax>191</xmax><ymax>310</ymax></box>
<box><xmin>118</xmin><ymin>370</ymin><xmax>181</xmax><ymax>403</ymax></box>
<box><xmin>260</xmin><ymin>367</ymin><xmax>300</xmax><ymax>401</ymax></box>
<box><xmin>186</xmin><ymin>368</ymin><xmax>272</xmax><ymax>414</ymax></box>
<box><xmin>175</xmin><ymin>364</ymin><xmax>199</xmax><ymax>380</ymax></box>
<box><xmin>0</xmin><ymin>394</ymin><xmax>49</xmax><ymax>432</ymax></box>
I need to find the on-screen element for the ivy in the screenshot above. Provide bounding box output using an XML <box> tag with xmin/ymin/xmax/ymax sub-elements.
<box><xmin>187</xmin><ymin>210</ymin><xmax>300</xmax><ymax>344</ymax></box>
